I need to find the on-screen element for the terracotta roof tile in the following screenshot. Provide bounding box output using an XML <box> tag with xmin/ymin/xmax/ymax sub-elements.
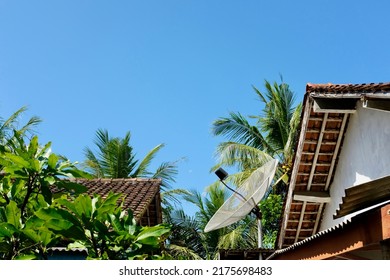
<box><xmin>67</xmin><ymin>178</ymin><xmax>161</xmax><ymax>222</ymax></box>
<box><xmin>306</xmin><ymin>82</ymin><xmax>390</xmax><ymax>94</ymax></box>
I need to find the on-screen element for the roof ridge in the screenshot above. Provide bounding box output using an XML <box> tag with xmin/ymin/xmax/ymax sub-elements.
<box><xmin>306</xmin><ymin>82</ymin><xmax>390</xmax><ymax>94</ymax></box>
<box><xmin>68</xmin><ymin>177</ymin><xmax>161</xmax><ymax>182</ymax></box>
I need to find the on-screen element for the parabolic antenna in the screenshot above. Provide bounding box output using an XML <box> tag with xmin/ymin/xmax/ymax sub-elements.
<box><xmin>204</xmin><ymin>158</ymin><xmax>278</xmax><ymax>233</ymax></box>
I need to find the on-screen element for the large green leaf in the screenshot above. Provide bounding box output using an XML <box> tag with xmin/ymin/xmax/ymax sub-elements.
<box><xmin>58</xmin><ymin>168</ymin><xmax>93</xmax><ymax>179</ymax></box>
<box><xmin>37</xmin><ymin>141</ymin><xmax>52</xmax><ymax>159</ymax></box>
<box><xmin>66</xmin><ymin>168</ymin><xmax>93</xmax><ymax>179</ymax></box>
<box><xmin>74</xmin><ymin>194</ymin><xmax>93</xmax><ymax>220</ymax></box>
<box><xmin>55</xmin><ymin>181</ymin><xmax>87</xmax><ymax>194</ymax></box>
<box><xmin>41</xmin><ymin>183</ymin><xmax>53</xmax><ymax>204</ymax></box>
<box><xmin>95</xmin><ymin>193</ymin><xmax>122</xmax><ymax>218</ymax></box>
<box><xmin>10</xmin><ymin>180</ymin><xmax>25</xmax><ymax>201</ymax></box>
<box><xmin>109</xmin><ymin>213</ymin><xmax>124</xmax><ymax>232</ymax></box>
<box><xmin>27</xmin><ymin>136</ymin><xmax>39</xmax><ymax>157</ymax></box>
<box><xmin>59</xmin><ymin>225</ymin><xmax>87</xmax><ymax>241</ymax></box>
<box><xmin>24</xmin><ymin>215</ymin><xmax>45</xmax><ymax>230</ymax></box>
<box><xmin>0</xmin><ymin>222</ymin><xmax>18</xmax><ymax>237</ymax></box>
<box><xmin>93</xmin><ymin>219</ymin><xmax>109</xmax><ymax>236</ymax></box>
<box><xmin>47</xmin><ymin>153</ymin><xmax>59</xmax><ymax>169</ymax></box>
<box><xmin>44</xmin><ymin>218</ymin><xmax>73</xmax><ymax>231</ymax></box>
<box><xmin>35</xmin><ymin>207</ymin><xmax>80</xmax><ymax>228</ymax></box>
<box><xmin>54</xmin><ymin>196</ymin><xmax>78</xmax><ymax>214</ymax></box>
<box><xmin>126</xmin><ymin>222</ymin><xmax>137</xmax><ymax>236</ymax></box>
<box><xmin>29</xmin><ymin>194</ymin><xmax>50</xmax><ymax>211</ymax></box>
<box><xmin>22</xmin><ymin>229</ymin><xmax>41</xmax><ymax>243</ymax></box>
<box><xmin>3</xmin><ymin>153</ymin><xmax>31</xmax><ymax>169</ymax></box>
<box><xmin>14</xmin><ymin>254</ymin><xmax>37</xmax><ymax>260</ymax></box>
<box><xmin>67</xmin><ymin>241</ymin><xmax>86</xmax><ymax>250</ymax></box>
<box><xmin>30</xmin><ymin>158</ymin><xmax>41</xmax><ymax>172</ymax></box>
<box><xmin>136</xmin><ymin>236</ymin><xmax>159</xmax><ymax>246</ymax></box>
<box><xmin>34</xmin><ymin>208</ymin><xmax>85</xmax><ymax>240</ymax></box>
<box><xmin>5</xmin><ymin>201</ymin><xmax>21</xmax><ymax>228</ymax></box>
<box><xmin>135</xmin><ymin>226</ymin><xmax>171</xmax><ymax>242</ymax></box>
<box><xmin>44</xmin><ymin>176</ymin><xmax>56</xmax><ymax>185</ymax></box>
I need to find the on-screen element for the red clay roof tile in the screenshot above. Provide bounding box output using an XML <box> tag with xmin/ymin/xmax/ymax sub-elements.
<box><xmin>67</xmin><ymin>178</ymin><xmax>161</xmax><ymax>222</ymax></box>
<box><xmin>306</xmin><ymin>82</ymin><xmax>390</xmax><ymax>94</ymax></box>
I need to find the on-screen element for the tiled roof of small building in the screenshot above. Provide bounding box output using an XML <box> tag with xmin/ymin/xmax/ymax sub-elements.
<box><xmin>69</xmin><ymin>178</ymin><xmax>162</xmax><ymax>224</ymax></box>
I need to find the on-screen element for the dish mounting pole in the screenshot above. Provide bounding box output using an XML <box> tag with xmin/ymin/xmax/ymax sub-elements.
<box><xmin>221</xmin><ymin>176</ymin><xmax>264</xmax><ymax>255</ymax></box>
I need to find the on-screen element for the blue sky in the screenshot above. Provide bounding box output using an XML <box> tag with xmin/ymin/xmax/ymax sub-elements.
<box><xmin>1</xmin><ymin>0</ymin><xmax>389</xmax><ymax>216</ymax></box>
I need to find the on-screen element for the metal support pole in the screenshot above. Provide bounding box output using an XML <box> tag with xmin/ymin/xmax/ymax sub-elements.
<box><xmin>258</xmin><ymin>218</ymin><xmax>263</xmax><ymax>260</ymax></box>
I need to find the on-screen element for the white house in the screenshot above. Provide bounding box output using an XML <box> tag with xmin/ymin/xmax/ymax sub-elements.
<box><xmin>269</xmin><ymin>82</ymin><xmax>390</xmax><ymax>260</ymax></box>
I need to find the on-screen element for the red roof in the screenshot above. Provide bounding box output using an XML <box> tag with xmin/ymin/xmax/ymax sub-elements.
<box><xmin>306</xmin><ymin>82</ymin><xmax>390</xmax><ymax>94</ymax></box>
<box><xmin>69</xmin><ymin>178</ymin><xmax>163</xmax><ymax>226</ymax></box>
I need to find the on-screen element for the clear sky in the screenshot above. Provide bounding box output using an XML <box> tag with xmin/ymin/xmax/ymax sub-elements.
<box><xmin>1</xmin><ymin>0</ymin><xmax>389</xmax><ymax>216</ymax></box>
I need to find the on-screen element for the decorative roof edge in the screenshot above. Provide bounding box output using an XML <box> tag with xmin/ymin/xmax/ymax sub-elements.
<box><xmin>306</xmin><ymin>82</ymin><xmax>390</xmax><ymax>94</ymax></box>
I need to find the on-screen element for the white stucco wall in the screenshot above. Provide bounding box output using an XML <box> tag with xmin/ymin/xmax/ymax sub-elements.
<box><xmin>320</xmin><ymin>100</ymin><xmax>390</xmax><ymax>230</ymax></box>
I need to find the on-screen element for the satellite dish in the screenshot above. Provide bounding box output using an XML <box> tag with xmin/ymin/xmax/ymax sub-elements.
<box><xmin>204</xmin><ymin>158</ymin><xmax>278</xmax><ymax>251</ymax></box>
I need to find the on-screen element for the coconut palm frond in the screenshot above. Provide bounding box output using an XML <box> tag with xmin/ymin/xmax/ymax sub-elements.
<box><xmin>18</xmin><ymin>115</ymin><xmax>42</xmax><ymax>137</ymax></box>
<box><xmin>204</xmin><ymin>78</ymin><xmax>302</xmax><ymax>251</ymax></box>
<box><xmin>151</xmin><ymin>160</ymin><xmax>178</xmax><ymax>190</ymax></box>
<box><xmin>133</xmin><ymin>143</ymin><xmax>165</xmax><ymax>178</ymax></box>
<box><xmin>0</xmin><ymin>106</ymin><xmax>28</xmax><ymax>131</ymax></box>
<box><xmin>212</xmin><ymin>112</ymin><xmax>271</xmax><ymax>151</ymax></box>
<box><xmin>167</xmin><ymin>244</ymin><xmax>203</xmax><ymax>260</ymax></box>
<box><xmin>214</xmin><ymin>142</ymin><xmax>273</xmax><ymax>170</ymax></box>
<box><xmin>217</xmin><ymin>221</ymin><xmax>257</xmax><ymax>249</ymax></box>
<box><xmin>283</xmin><ymin>102</ymin><xmax>303</xmax><ymax>165</ymax></box>
<box><xmin>0</xmin><ymin>106</ymin><xmax>42</xmax><ymax>145</ymax></box>
<box><xmin>85</xmin><ymin>129</ymin><xmax>137</xmax><ymax>178</ymax></box>
<box><xmin>83</xmin><ymin>147</ymin><xmax>104</xmax><ymax>177</ymax></box>
<box><xmin>161</xmin><ymin>188</ymin><xmax>192</xmax><ymax>210</ymax></box>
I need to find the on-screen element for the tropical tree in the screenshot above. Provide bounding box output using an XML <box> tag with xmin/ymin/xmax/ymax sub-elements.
<box><xmin>83</xmin><ymin>129</ymin><xmax>187</xmax><ymax>209</ymax></box>
<box><xmin>51</xmin><ymin>192</ymin><xmax>172</xmax><ymax>260</ymax></box>
<box><xmin>166</xmin><ymin>183</ymin><xmax>260</xmax><ymax>260</ymax></box>
<box><xmin>164</xmin><ymin>209</ymin><xmax>204</xmax><ymax>260</ymax></box>
<box><xmin>209</xmin><ymin>78</ymin><xmax>302</xmax><ymax>248</ymax></box>
<box><xmin>0</xmin><ymin>109</ymin><xmax>172</xmax><ymax>260</ymax></box>
<box><xmin>0</xmin><ymin>106</ymin><xmax>41</xmax><ymax>146</ymax></box>
<box><xmin>165</xmin><ymin>184</ymin><xmax>225</xmax><ymax>260</ymax></box>
<box><xmin>212</xmin><ymin>79</ymin><xmax>301</xmax><ymax>188</ymax></box>
<box><xmin>0</xmin><ymin>132</ymin><xmax>171</xmax><ymax>260</ymax></box>
<box><xmin>83</xmin><ymin>129</ymin><xmax>195</xmax><ymax>259</ymax></box>
<box><xmin>0</xmin><ymin>133</ymin><xmax>90</xmax><ymax>259</ymax></box>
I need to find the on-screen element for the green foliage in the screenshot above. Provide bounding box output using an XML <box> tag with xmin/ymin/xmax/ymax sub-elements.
<box><xmin>168</xmin><ymin>184</ymin><xmax>259</xmax><ymax>260</ymax></box>
<box><xmin>0</xmin><ymin>106</ymin><xmax>41</xmax><ymax>146</ymax></box>
<box><xmin>259</xmin><ymin>194</ymin><xmax>283</xmax><ymax>248</ymax></box>
<box><xmin>83</xmin><ymin>129</ymin><xmax>172</xmax><ymax>183</ymax></box>
<box><xmin>83</xmin><ymin>129</ymin><xmax>185</xmax><ymax>211</ymax></box>
<box><xmin>212</xmin><ymin>78</ymin><xmax>302</xmax><ymax>188</ymax></box>
<box><xmin>53</xmin><ymin>193</ymin><xmax>171</xmax><ymax>260</ymax></box>
<box><xmin>0</xmin><ymin>133</ymin><xmax>89</xmax><ymax>217</ymax></box>
<box><xmin>0</xmin><ymin>125</ymin><xmax>171</xmax><ymax>259</ymax></box>
<box><xmin>0</xmin><ymin>132</ymin><xmax>90</xmax><ymax>259</ymax></box>
<box><xmin>204</xmin><ymin>78</ymin><xmax>301</xmax><ymax>252</ymax></box>
<box><xmin>164</xmin><ymin>209</ymin><xmax>206</xmax><ymax>260</ymax></box>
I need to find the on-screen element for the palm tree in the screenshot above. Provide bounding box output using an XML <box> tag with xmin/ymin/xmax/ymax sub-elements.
<box><xmin>0</xmin><ymin>106</ymin><xmax>41</xmax><ymax>146</ymax></box>
<box><xmin>164</xmin><ymin>209</ymin><xmax>205</xmax><ymax>260</ymax></box>
<box><xmin>167</xmin><ymin>183</ymin><xmax>259</xmax><ymax>259</ymax></box>
<box><xmin>83</xmin><ymin>128</ymin><xmax>187</xmax><ymax>210</ymax></box>
<box><xmin>209</xmin><ymin>78</ymin><xmax>302</xmax><ymax>248</ymax></box>
<box><xmin>212</xmin><ymin>78</ymin><xmax>302</xmax><ymax>192</ymax></box>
